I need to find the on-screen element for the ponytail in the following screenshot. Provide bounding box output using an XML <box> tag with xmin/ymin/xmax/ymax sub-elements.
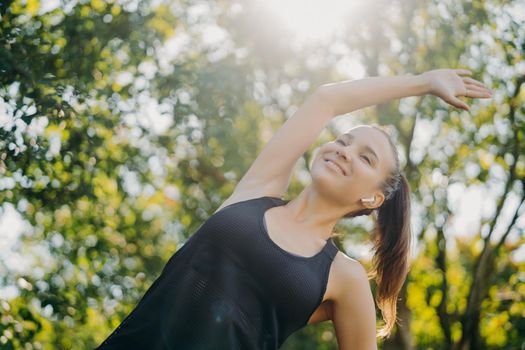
<box><xmin>369</xmin><ymin>173</ymin><xmax>412</xmax><ymax>338</ymax></box>
<box><xmin>343</xmin><ymin>173</ymin><xmax>412</xmax><ymax>338</ymax></box>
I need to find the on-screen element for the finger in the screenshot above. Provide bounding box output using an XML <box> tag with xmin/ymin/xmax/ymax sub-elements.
<box><xmin>464</xmin><ymin>84</ymin><xmax>491</xmax><ymax>95</ymax></box>
<box><xmin>463</xmin><ymin>77</ymin><xmax>490</xmax><ymax>89</ymax></box>
<box><xmin>466</xmin><ymin>85</ymin><xmax>492</xmax><ymax>95</ymax></box>
<box><xmin>455</xmin><ymin>69</ymin><xmax>472</xmax><ymax>76</ymax></box>
<box><xmin>465</xmin><ymin>88</ymin><xmax>492</xmax><ymax>99</ymax></box>
<box><xmin>449</xmin><ymin>96</ymin><xmax>470</xmax><ymax>110</ymax></box>
<box><xmin>465</xmin><ymin>84</ymin><xmax>493</xmax><ymax>96</ymax></box>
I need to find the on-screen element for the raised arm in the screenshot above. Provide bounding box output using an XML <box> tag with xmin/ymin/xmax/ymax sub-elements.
<box><xmin>319</xmin><ymin>68</ymin><xmax>491</xmax><ymax>115</ymax></box>
<box><xmin>318</xmin><ymin>73</ymin><xmax>430</xmax><ymax>116</ymax></box>
<box><xmin>218</xmin><ymin>69</ymin><xmax>491</xmax><ymax>210</ymax></box>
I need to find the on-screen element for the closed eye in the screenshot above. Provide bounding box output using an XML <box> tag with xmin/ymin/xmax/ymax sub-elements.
<box><xmin>336</xmin><ymin>139</ymin><xmax>372</xmax><ymax>165</ymax></box>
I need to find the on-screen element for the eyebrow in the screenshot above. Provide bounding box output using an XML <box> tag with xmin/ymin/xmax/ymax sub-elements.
<box><xmin>341</xmin><ymin>133</ymin><xmax>380</xmax><ymax>163</ymax></box>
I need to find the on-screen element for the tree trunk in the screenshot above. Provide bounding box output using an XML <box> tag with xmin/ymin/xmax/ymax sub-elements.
<box><xmin>453</xmin><ymin>246</ymin><xmax>495</xmax><ymax>350</ymax></box>
<box><xmin>436</xmin><ymin>227</ymin><xmax>452</xmax><ymax>348</ymax></box>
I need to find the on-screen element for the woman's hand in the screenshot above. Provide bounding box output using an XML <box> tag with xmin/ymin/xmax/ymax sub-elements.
<box><xmin>420</xmin><ymin>68</ymin><xmax>492</xmax><ymax>111</ymax></box>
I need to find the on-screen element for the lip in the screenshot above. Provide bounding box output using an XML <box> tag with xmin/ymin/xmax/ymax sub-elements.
<box><xmin>324</xmin><ymin>158</ymin><xmax>347</xmax><ymax>176</ymax></box>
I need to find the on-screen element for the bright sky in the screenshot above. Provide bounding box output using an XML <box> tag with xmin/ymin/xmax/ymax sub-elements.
<box><xmin>255</xmin><ymin>0</ymin><xmax>361</xmax><ymax>46</ymax></box>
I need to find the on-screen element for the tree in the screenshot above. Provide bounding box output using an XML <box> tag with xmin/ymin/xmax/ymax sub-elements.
<box><xmin>1</xmin><ymin>0</ymin><xmax>523</xmax><ymax>349</ymax></box>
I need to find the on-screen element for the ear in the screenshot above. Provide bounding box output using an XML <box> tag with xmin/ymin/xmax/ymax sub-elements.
<box><xmin>373</xmin><ymin>191</ymin><xmax>385</xmax><ymax>208</ymax></box>
<box><xmin>363</xmin><ymin>191</ymin><xmax>385</xmax><ymax>209</ymax></box>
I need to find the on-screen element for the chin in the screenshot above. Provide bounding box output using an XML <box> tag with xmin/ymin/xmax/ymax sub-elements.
<box><xmin>310</xmin><ymin>165</ymin><xmax>348</xmax><ymax>201</ymax></box>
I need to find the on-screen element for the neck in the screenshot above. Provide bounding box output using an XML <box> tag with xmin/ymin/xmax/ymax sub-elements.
<box><xmin>284</xmin><ymin>186</ymin><xmax>359</xmax><ymax>241</ymax></box>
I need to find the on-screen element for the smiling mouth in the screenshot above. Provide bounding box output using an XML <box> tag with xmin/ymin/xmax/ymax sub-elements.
<box><xmin>324</xmin><ymin>159</ymin><xmax>346</xmax><ymax>176</ymax></box>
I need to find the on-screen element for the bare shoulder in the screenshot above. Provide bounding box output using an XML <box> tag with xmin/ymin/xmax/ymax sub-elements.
<box><xmin>212</xmin><ymin>188</ymin><xmax>283</xmax><ymax>215</ymax></box>
<box><xmin>332</xmin><ymin>252</ymin><xmax>369</xmax><ymax>288</ymax></box>
<box><xmin>330</xmin><ymin>251</ymin><xmax>378</xmax><ymax>350</ymax></box>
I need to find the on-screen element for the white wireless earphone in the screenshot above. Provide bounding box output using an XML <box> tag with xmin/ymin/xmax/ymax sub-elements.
<box><xmin>361</xmin><ymin>196</ymin><xmax>375</xmax><ymax>203</ymax></box>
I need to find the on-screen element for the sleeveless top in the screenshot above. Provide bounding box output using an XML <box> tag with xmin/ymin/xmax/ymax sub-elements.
<box><xmin>96</xmin><ymin>195</ymin><xmax>339</xmax><ymax>349</ymax></box>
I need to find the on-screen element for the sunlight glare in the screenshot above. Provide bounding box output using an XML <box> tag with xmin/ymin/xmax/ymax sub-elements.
<box><xmin>258</xmin><ymin>0</ymin><xmax>359</xmax><ymax>45</ymax></box>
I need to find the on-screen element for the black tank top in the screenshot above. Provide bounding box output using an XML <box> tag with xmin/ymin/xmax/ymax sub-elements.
<box><xmin>96</xmin><ymin>196</ymin><xmax>339</xmax><ymax>349</ymax></box>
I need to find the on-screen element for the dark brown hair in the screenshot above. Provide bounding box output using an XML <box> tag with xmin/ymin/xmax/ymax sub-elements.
<box><xmin>343</xmin><ymin>124</ymin><xmax>412</xmax><ymax>339</ymax></box>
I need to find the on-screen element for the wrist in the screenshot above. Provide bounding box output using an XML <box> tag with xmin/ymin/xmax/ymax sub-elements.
<box><xmin>415</xmin><ymin>73</ymin><xmax>433</xmax><ymax>96</ymax></box>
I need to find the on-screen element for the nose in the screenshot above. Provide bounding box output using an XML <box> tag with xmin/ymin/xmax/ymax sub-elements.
<box><xmin>336</xmin><ymin>148</ymin><xmax>351</xmax><ymax>163</ymax></box>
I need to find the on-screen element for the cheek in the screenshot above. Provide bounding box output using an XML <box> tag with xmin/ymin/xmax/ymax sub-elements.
<box><xmin>311</xmin><ymin>147</ymin><xmax>329</xmax><ymax>169</ymax></box>
<box><xmin>349</xmin><ymin>163</ymin><xmax>381</xmax><ymax>191</ymax></box>
<box><xmin>317</xmin><ymin>145</ymin><xmax>337</xmax><ymax>160</ymax></box>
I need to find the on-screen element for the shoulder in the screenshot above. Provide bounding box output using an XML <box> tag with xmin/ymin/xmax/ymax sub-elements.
<box><xmin>213</xmin><ymin>189</ymin><xmax>283</xmax><ymax>214</ymax></box>
<box><xmin>332</xmin><ymin>251</ymin><xmax>370</xmax><ymax>296</ymax></box>
<box><xmin>330</xmin><ymin>252</ymin><xmax>378</xmax><ymax>349</ymax></box>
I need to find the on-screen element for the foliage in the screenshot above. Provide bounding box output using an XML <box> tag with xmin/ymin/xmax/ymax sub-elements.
<box><xmin>0</xmin><ymin>0</ymin><xmax>523</xmax><ymax>349</ymax></box>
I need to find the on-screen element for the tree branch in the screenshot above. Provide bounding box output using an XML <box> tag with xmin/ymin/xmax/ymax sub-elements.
<box><xmin>482</xmin><ymin>74</ymin><xmax>524</xmax><ymax>245</ymax></box>
<box><xmin>494</xmin><ymin>186</ymin><xmax>525</xmax><ymax>253</ymax></box>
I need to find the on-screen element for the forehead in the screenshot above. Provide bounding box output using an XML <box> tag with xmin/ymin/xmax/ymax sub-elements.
<box><xmin>341</xmin><ymin>126</ymin><xmax>395</xmax><ymax>174</ymax></box>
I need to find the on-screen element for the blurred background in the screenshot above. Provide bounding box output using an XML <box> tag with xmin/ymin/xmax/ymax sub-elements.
<box><xmin>0</xmin><ymin>0</ymin><xmax>524</xmax><ymax>349</ymax></box>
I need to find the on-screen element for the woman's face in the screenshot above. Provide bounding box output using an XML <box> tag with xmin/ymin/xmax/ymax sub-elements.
<box><xmin>310</xmin><ymin>126</ymin><xmax>396</xmax><ymax>208</ymax></box>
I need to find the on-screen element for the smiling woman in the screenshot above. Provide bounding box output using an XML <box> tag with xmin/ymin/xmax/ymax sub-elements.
<box><xmin>96</xmin><ymin>68</ymin><xmax>491</xmax><ymax>350</ymax></box>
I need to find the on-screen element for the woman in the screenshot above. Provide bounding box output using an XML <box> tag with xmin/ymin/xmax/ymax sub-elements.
<box><xmin>96</xmin><ymin>69</ymin><xmax>491</xmax><ymax>349</ymax></box>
